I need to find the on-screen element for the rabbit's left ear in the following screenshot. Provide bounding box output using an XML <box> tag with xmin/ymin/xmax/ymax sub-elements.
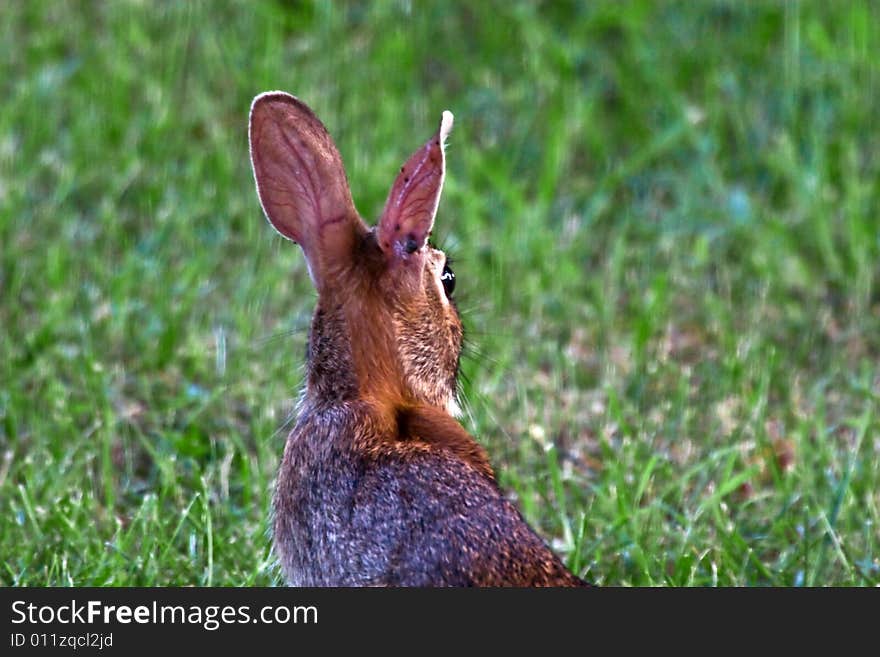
<box><xmin>249</xmin><ymin>92</ymin><xmax>366</xmax><ymax>289</ymax></box>
<box><xmin>377</xmin><ymin>111</ymin><xmax>453</xmax><ymax>261</ymax></box>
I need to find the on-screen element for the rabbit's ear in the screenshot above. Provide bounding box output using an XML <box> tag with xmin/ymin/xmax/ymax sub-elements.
<box><xmin>249</xmin><ymin>92</ymin><xmax>365</xmax><ymax>287</ymax></box>
<box><xmin>378</xmin><ymin>111</ymin><xmax>453</xmax><ymax>261</ymax></box>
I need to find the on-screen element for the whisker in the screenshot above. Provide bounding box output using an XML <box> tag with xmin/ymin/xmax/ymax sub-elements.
<box><xmin>269</xmin><ymin>387</ymin><xmax>304</xmax><ymax>442</ymax></box>
<box><xmin>250</xmin><ymin>323</ymin><xmax>311</xmax><ymax>348</ymax></box>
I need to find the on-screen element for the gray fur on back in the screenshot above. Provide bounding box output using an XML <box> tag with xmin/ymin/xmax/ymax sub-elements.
<box><xmin>273</xmin><ymin>402</ymin><xmax>581</xmax><ymax>587</ymax></box>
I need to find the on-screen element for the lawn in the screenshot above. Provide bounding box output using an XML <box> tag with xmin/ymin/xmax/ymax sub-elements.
<box><xmin>1</xmin><ymin>1</ymin><xmax>878</xmax><ymax>586</ymax></box>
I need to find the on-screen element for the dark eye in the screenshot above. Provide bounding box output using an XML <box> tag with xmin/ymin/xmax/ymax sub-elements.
<box><xmin>440</xmin><ymin>261</ymin><xmax>455</xmax><ymax>297</ymax></box>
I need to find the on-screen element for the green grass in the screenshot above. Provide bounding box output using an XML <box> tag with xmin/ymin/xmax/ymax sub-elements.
<box><xmin>2</xmin><ymin>0</ymin><xmax>878</xmax><ymax>586</ymax></box>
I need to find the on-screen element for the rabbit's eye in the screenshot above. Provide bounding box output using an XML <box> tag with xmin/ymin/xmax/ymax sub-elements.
<box><xmin>440</xmin><ymin>262</ymin><xmax>455</xmax><ymax>297</ymax></box>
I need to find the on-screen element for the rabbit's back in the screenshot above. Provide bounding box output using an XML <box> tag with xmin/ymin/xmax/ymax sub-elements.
<box><xmin>274</xmin><ymin>406</ymin><xmax>582</xmax><ymax>586</ymax></box>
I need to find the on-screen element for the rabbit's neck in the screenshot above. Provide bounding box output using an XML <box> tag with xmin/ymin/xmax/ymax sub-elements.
<box><xmin>305</xmin><ymin>297</ymin><xmax>406</xmax><ymax>420</ymax></box>
<box><xmin>304</xmin><ymin>304</ymin><xmax>360</xmax><ymax>404</ymax></box>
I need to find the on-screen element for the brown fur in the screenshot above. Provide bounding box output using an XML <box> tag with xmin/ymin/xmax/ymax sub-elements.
<box><xmin>249</xmin><ymin>91</ymin><xmax>588</xmax><ymax>587</ymax></box>
<box><xmin>397</xmin><ymin>403</ymin><xmax>494</xmax><ymax>481</ymax></box>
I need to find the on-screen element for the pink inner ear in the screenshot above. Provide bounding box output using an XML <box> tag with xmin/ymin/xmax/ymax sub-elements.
<box><xmin>378</xmin><ymin>111</ymin><xmax>454</xmax><ymax>259</ymax></box>
<box><xmin>249</xmin><ymin>92</ymin><xmax>365</xmax><ymax>286</ymax></box>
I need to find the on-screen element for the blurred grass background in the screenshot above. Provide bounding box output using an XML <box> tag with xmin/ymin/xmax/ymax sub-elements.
<box><xmin>1</xmin><ymin>0</ymin><xmax>878</xmax><ymax>585</ymax></box>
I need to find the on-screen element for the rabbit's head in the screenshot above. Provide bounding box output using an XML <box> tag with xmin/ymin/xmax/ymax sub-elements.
<box><xmin>249</xmin><ymin>93</ymin><xmax>462</xmax><ymax>419</ymax></box>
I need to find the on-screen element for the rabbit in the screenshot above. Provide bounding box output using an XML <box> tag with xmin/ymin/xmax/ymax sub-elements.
<box><xmin>248</xmin><ymin>91</ymin><xmax>588</xmax><ymax>587</ymax></box>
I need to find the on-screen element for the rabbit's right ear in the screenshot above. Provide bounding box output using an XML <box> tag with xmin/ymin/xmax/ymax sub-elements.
<box><xmin>249</xmin><ymin>92</ymin><xmax>366</xmax><ymax>287</ymax></box>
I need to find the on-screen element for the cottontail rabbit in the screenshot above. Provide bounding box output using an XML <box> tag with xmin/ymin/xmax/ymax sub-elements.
<box><xmin>249</xmin><ymin>91</ymin><xmax>587</xmax><ymax>587</ymax></box>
